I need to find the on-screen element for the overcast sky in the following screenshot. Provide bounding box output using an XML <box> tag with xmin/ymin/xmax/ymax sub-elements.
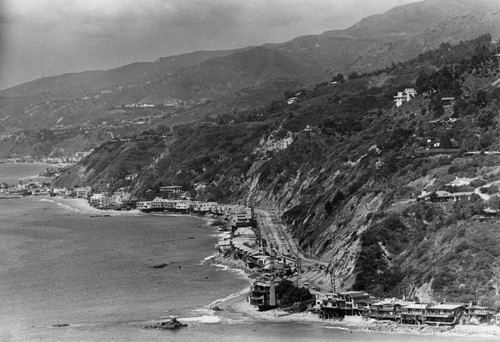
<box><xmin>0</xmin><ymin>0</ymin><xmax>418</xmax><ymax>90</ymax></box>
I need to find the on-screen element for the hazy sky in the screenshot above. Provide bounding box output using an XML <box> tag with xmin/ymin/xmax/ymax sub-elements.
<box><xmin>0</xmin><ymin>0</ymin><xmax>418</xmax><ymax>90</ymax></box>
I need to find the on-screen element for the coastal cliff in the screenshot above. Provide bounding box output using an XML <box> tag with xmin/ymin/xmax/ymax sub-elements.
<box><xmin>53</xmin><ymin>34</ymin><xmax>500</xmax><ymax>307</ymax></box>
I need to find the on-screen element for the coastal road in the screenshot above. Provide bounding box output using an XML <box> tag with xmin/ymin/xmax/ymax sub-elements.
<box><xmin>255</xmin><ymin>208</ymin><xmax>334</xmax><ymax>291</ymax></box>
<box><xmin>254</xmin><ymin>209</ymin><xmax>329</xmax><ymax>267</ymax></box>
<box><xmin>255</xmin><ymin>208</ymin><xmax>297</xmax><ymax>257</ymax></box>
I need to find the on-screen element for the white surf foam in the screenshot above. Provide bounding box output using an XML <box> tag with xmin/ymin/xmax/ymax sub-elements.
<box><xmin>178</xmin><ymin>315</ymin><xmax>220</xmax><ymax>323</ymax></box>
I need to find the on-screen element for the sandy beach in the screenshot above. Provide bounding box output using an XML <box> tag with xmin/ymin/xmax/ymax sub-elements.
<box><xmin>37</xmin><ymin>196</ymin><xmax>142</xmax><ymax>216</ymax></box>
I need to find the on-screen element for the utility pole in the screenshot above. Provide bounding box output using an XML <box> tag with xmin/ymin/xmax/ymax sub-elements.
<box><xmin>330</xmin><ymin>251</ymin><xmax>336</xmax><ymax>293</ymax></box>
<box><xmin>270</xmin><ymin>253</ymin><xmax>276</xmax><ymax>307</ymax></box>
<box><xmin>330</xmin><ymin>267</ymin><xmax>336</xmax><ymax>293</ymax></box>
<box><xmin>295</xmin><ymin>255</ymin><xmax>301</xmax><ymax>287</ymax></box>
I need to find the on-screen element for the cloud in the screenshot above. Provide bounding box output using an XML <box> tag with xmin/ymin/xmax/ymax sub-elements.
<box><xmin>0</xmin><ymin>0</ymin><xmax>419</xmax><ymax>89</ymax></box>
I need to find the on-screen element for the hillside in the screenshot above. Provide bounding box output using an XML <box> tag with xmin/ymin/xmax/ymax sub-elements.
<box><xmin>53</xmin><ymin>34</ymin><xmax>500</xmax><ymax>307</ymax></box>
<box><xmin>2</xmin><ymin>0</ymin><xmax>500</xmax><ymax>142</ymax></box>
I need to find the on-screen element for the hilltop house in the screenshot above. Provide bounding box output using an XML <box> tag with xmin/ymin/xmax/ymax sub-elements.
<box><xmin>417</xmin><ymin>190</ymin><xmax>474</xmax><ymax>202</ymax></box>
<box><xmin>394</xmin><ymin>88</ymin><xmax>417</xmax><ymax>107</ymax></box>
<box><xmin>441</xmin><ymin>97</ymin><xmax>455</xmax><ymax>107</ymax></box>
<box><xmin>160</xmin><ymin>185</ymin><xmax>182</xmax><ymax>194</ymax></box>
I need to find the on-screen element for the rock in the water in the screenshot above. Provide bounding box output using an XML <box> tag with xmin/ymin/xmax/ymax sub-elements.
<box><xmin>145</xmin><ymin>317</ymin><xmax>187</xmax><ymax>330</ymax></box>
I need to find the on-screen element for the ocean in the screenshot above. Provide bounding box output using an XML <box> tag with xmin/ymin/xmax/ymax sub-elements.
<box><xmin>0</xmin><ymin>164</ymin><xmax>496</xmax><ymax>341</ymax></box>
<box><xmin>0</xmin><ymin>162</ymin><xmax>54</xmax><ymax>185</ymax></box>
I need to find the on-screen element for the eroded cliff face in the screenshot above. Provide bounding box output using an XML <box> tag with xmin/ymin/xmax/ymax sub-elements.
<box><xmin>207</xmin><ymin>124</ymin><xmax>390</xmax><ymax>291</ymax></box>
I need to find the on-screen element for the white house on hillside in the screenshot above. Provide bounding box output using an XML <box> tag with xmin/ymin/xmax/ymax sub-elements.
<box><xmin>394</xmin><ymin>88</ymin><xmax>417</xmax><ymax>107</ymax></box>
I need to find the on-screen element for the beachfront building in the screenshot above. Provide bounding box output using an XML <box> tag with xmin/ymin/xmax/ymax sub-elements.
<box><xmin>136</xmin><ymin>201</ymin><xmax>152</xmax><ymax>210</ymax></box>
<box><xmin>248</xmin><ymin>276</ymin><xmax>278</xmax><ymax>311</ymax></box>
<box><xmin>338</xmin><ymin>291</ymin><xmax>371</xmax><ymax>315</ymax></box>
<box><xmin>245</xmin><ymin>252</ymin><xmax>270</xmax><ymax>269</ymax></box>
<box><xmin>425</xmin><ymin>304</ymin><xmax>464</xmax><ymax>325</ymax></box>
<box><xmin>151</xmin><ymin>197</ymin><xmax>167</xmax><ymax>210</ymax></box>
<box><xmin>75</xmin><ymin>186</ymin><xmax>91</xmax><ymax>198</ymax></box>
<box><xmin>369</xmin><ymin>299</ymin><xmax>413</xmax><ymax>321</ymax></box>
<box><xmin>175</xmin><ymin>200</ymin><xmax>192</xmax><ymax>211</ymax></box>
<box><xmin>90</xmin><ymin>193</ymin><xmax>113</xmax><ymax>208</ymax></box>
<box><xmin>50</xmin><ymin>187</ymin><xmax>69</xmax><ymax>197</ymax></box>
<box><xmin>315</xmin><ymin>292</ymin><xmax>344</xmax><ymax>319</ymax></box>
<box><xmin>400</xmin><ymin>303</ymin><xmax>429</xmax><ymax>324</ymax></box>
<box><xmin>313</xmin><ymin>291</ymin><xmax>337</xmax><ymax>310</ymax></box>
<box><xmin>192</xmin><ymin>201</ymin><xmax>218</xmax><ymax>213</ymax></box>
<box><xmin>217</xmin><ymin>239</ymin><xmax>232</xmax><ymax>253</ymax></box>
<box><xmin>494</xmin><ymin>312</ymin><xmax>500</xmax><ymax>325</ymax></box>
<box><xmin>230</xmin><ymin>212</ymin><xmax>252</xmax><ymax>227</ymax></box>
<box><xmin>314</xmin><ymin>291</ymin><xmax>372</xmax><ymax>319</ymax></box>
<box><xmin>229</xmin><ymin>206</ymin><xmax>254</xmax><ymax>227</ymax></box>
<box><xmin>465</xmin><ymin>305</ymin><xmax>494</xmax><ymax>324</ymax></box>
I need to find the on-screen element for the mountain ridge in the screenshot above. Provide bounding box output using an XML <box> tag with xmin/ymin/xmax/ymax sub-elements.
<box><xmin>3</xmin><ymin>0</ymin><xmax>500</xmax><ymax>150</ymax></box>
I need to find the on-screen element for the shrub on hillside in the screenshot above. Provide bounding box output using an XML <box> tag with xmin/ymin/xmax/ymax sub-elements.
<box><xmin>275</xmin><ymin>280</ymin><xmax>312</xmax><ymax>308</ymax></box>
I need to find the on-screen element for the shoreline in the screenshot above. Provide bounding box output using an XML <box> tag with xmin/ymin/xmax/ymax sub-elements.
<box><xmin>36</xmin><ymin>196</ymin><xmax>142</xmax><ymax>216</ymax></box>
<box><xmin>210</xmin><ymin>287</ymin><xmax>500</xmax><ymax>339</ymax></box>
<box><xmin>41</xmin><ymin>196</ymin><xmax>500</xmax><ymax>339</ymax></box>
<box><xmin>202</xmin><ymin>242</ymin><xmax>500</xmax><ymax>340</ymax></box>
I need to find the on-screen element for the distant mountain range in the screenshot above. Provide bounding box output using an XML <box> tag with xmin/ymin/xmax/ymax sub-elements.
<box><xmin>1</xmin><ymin>0</ymin><xmax>500</xmax><ymax>133</ymax></box>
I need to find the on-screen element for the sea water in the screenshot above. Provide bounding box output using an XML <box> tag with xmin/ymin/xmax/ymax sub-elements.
<box><xmin>0</xmin><ymin>162</ymin><xmax>54</xmax><ymax>185</ymax></box>
<box><xmin>0</xmin><ymin>197</ymin><xmax>254</xmax><ymax>340</ymax></box>
<box><xmin>0</xmin><ymin>165</ymin><xmax>497</xmax><ymax>341</ymax></box>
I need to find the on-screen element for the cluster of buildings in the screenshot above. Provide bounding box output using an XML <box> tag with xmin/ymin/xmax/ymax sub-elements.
<box><xmin>314</xmin><ymin>294</ymin><xmax>500</xmax><ymax>325</ymax></box>
<box><xmin>0</xmin><ymin>180</ymin><xmax>51</xmax><ymax>197</ymax></box>
<box><xmin>0</xmin><ymin>150</ymin><xmax>92</xmax><ymax>164</ymax></box>
<box><xmin>236</xmin><ymin>237</ymin><xmax>298</xmax><ymax>311</ymax></box>
<box><xmin>214</xmin><ymin>216</ymin><xmax>301</xmax><ymax>312</ymax></box>
<box><xmin>136</xmin><ymin>197</ymin><xmax>254</xmax><ymax>227</ymax></box>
